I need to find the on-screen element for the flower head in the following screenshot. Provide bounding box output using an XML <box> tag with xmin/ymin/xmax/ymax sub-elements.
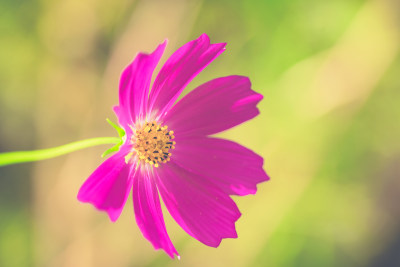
<box><xmin>78</xmin><ymin>34</ymin><xmax>269</xmax><ymax>258</ymax></box>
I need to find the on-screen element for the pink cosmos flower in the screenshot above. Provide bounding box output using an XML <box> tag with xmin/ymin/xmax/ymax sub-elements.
<box><xmin>78</xmin><ymin>34</ymin><xmax>269</xmax><ymax>258</ymax></box>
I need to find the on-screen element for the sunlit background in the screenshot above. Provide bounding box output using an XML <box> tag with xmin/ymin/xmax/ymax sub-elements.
<box><xmin>1</xmin><ymin>0</ymin><xmax>400</xmax><ymax>266</ymax></box>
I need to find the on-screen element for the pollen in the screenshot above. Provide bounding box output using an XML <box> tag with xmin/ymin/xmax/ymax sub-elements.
<box><xmin>131</xmin><ymin>121</ymin><xmax>175</xmax><ymax>167</ymax></box>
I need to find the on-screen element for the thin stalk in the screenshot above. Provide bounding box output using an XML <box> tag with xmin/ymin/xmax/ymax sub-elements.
<box><xmin>0</xmin><ymin>137</ymin><xmax>120</xmax><ymax>167</ymax></box>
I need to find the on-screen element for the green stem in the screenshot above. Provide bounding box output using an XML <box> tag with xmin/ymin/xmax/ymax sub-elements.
<box><xmin>0</xmin><ymin>137</ymin><xmax>120</xmax><ymax>167</ymax></box>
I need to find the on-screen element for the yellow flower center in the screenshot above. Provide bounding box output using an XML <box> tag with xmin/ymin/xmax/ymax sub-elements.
<box><xmin>130</xmin><ymin>121</ymin><xmax>175</xmax><ymax>167</ymax></box>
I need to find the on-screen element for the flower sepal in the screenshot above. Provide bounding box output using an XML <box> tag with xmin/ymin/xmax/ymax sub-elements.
<box><xmin>101</xmin><ymin>118</ymin><xmax>125</xmax><ymax>158</ymax></box>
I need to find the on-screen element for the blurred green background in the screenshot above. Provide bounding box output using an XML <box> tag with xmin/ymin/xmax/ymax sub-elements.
<box><xmin>1</xmin><ymin>0</ymin><xmax>400</xmax><ymax>266</ymax></box>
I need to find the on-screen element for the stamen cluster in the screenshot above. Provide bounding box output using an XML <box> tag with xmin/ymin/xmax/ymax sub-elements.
<box><xmin>132</xmin><ymin>121</ymin><xmax>175</xmax><ymax>167</ymax></box>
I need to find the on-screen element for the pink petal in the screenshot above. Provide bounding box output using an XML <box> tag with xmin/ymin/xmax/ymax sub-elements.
<box><xmin>116</xmin><ymin>40</ymin><xmax>166</xmax><ymax>124</ymax></box>
<box><xmin>132</xmin><ymin>168</ymin><xmax>179</xmax><ymax>259</ymax></box>
<box><xmin>163</xmin><ymin>75</ymin><xmax>262</xmax><ymax>137</ymax></box>
<box><xmin>148</xmin><ymin>34</ymin><xmax>226</xmax><ymax>118</ymax></box>
<box><xmin>172</xmin><ymin>137</ymin><xmax>269</xmax><ymax>196</ymax></box>
<box><xmin>77</xmin><ymin>147</ymin><xmax>134</xmax><ymax>222</ymax></box>
<box><xmin>155</xmin><ymin>162</ymin><xmax>241</xmax><ymax>247</ymax></box>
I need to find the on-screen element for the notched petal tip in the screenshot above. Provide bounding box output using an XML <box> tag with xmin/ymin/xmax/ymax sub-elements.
<box><xmin>198</xmin><ymin>33</ymin><xmax>227</xmax><ymax>49</ymax></box>
<box><xmin>161</xmin><ymin>39</ymin><xmax>168</xmax><ymax>47</ymax></box>
<box><xmin>207</xmin><ymin>209</ymin><xmax>241</xmax><ymax>248</ymax></box>
<box><xmin>199</xmin><ymin>33</ymin><xmax>209</xmax><ymax>41</ymax></box>
<box><xmin>163</xmin><ymin>248</ymin><xmax>180</xmax><ymax>259</ymax></box>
